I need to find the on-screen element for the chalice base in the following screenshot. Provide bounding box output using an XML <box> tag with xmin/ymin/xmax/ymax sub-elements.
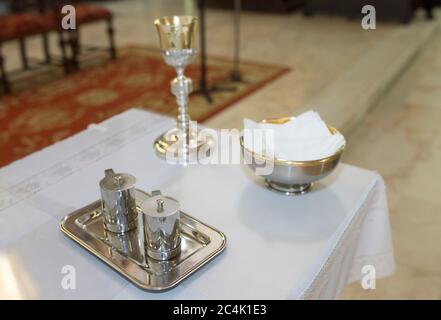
<box><xmin>153</xmin><ymin>127</ymin><xmax>215</xmax><ymax>164</ymax></box>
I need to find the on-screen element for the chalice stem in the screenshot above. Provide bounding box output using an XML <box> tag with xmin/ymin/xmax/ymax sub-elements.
<box><xmin>172</xmin><ymin>66</ymin><xmax>193</xmax><ymax>155</ymax></box>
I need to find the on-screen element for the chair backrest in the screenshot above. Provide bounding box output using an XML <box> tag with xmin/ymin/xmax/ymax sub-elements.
<box><xmin>43</xmin><ymin>0</ymin><xmax>87</xmax><ymax>8</ymax></box>
<box><xmin>39</xmin><ymin>0</ymin><xmax>89</xmax><ymax>15</ymax></box>
<box><xmin>7</xmin><ymin>0</ymin><xmax>46</xmax><ymax>13</ymax></box>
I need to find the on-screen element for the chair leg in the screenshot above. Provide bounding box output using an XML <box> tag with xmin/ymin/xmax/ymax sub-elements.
<box><xmin>58</xmin><ymin>30</ymin><xmax>70</xmax><ymax>74</ymax></box>
<box><xmin>423</xmin><ymin>0</ymin><xmax>435</xmax><ymax>19</ymax></box>
<box><xmin>68</xmin><ymin>29</ymin><xmax>80</xmax><ymax>72</ymax></box>
<box><xmin>42</xmin><ymin>33</ymin><xmax>51</xmax><ymax>64</ymax></box>
<box><xmin>107</xmin><ymin>18</ymin><xmax>116</xmax><ymax>60</ymax></box>
<box><xmin>19</xmin><ymin>38</ymin><xmax>29</xmax><ymax>70</ymax></box>
<box><xmin>0</xmin><ymin>49</ymin><xmax>11</xmax><ymax>94</ymax></box>
<box><xmin>76</xmin><ymin>29</ymin><xmax>81</xmax><ymax>55</ymax></box>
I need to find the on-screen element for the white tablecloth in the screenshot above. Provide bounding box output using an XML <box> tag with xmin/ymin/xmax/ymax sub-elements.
<box><xmin>0</xmin><ymin>109</ymin><xmax>394</xmax><ymax>299</ymax></box>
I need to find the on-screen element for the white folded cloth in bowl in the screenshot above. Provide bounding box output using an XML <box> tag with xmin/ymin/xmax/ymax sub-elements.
<box><xmin>243</xmin><ymin>110</ymin><xmax>346</xmax><ymax>161</ymax></box>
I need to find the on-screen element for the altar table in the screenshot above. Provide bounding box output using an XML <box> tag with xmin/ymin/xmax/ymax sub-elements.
<box><xmin>0</xmin><ymin>109</ymin><xmax>394</xmax><ymax>299</ymax></box>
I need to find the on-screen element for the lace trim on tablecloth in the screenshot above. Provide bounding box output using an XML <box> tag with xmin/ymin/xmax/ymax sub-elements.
<box><xmin>298</xmin><ymin>177</ymin><xmax>393</xmax><ymax>299</ymax></box>
<box><xmin>0</xmin><ymin>112</ymin><xmax>168</xmax><ymax>212</ymax></box>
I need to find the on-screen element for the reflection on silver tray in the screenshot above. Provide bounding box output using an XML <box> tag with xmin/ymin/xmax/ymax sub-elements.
<box><xmin>60</xmin><ymin>189</ymin><xmax>226</xmax><ymax>291</ymax></box>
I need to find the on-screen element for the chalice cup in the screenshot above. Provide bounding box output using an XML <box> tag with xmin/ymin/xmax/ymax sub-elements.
<box><xmin>154</xmin><ymin>16</ymin><xmax>214</xmax><ymax>164</ymax></box>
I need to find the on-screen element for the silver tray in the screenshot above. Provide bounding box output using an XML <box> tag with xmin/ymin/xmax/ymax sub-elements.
<box><xmin>60</xmin><ymin>189</ymin><xmax>227</xmax><ymax>291</ymax></box>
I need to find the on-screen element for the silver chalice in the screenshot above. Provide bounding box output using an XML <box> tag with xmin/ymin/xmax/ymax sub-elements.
<box><xmin>154</xmin><ymin>16</ymin><xmax>214</xmax><ymax>164</ymax></box>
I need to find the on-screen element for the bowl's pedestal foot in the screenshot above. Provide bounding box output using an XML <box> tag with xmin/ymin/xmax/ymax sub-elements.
<box><xmin>264</xmin><ymin>180</ymin><xmax>312</xmax><ymax>195</ymax></box>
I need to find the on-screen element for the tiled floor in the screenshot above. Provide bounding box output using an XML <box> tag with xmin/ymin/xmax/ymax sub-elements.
<box><xmin>2</xmin><ymin>0</ymin><xmax>440</xmax><ymax>299</ymax></box>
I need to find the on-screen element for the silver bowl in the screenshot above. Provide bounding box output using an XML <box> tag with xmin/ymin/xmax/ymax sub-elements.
<box><xmin>240</xmin><ymin>117</ymin><xmax>345</xmax><ymax>195</ymax></box>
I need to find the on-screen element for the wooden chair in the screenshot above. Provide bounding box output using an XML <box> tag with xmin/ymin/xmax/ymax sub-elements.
<box><xmin>0</xmin><ymin>1</ymin><xmax>116</xmax><ymax>93</ymax></box>
<box><xmin>50</xmin><ymin>1</ymin><xmax>116</xmax><ymax>72</ymax></box>
<box><xmin>0</xmin><ymin>0</ymin><xmax>74</xmax><ymax>93</ymax></box>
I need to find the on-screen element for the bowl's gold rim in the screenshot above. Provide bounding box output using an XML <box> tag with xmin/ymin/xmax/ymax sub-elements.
<box><xmin>240</xmin><ymin>117</ymin><xmax>345</xmax><ymax>167</ymax></box>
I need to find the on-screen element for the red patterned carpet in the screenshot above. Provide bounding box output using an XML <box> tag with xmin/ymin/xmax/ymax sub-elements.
<box><xmin>0</xmin><ymin>45</ymin><xmax>289</xmax><ymax>167</ymax></box>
